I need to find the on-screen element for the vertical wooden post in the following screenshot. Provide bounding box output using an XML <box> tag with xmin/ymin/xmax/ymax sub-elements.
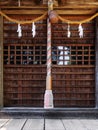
<box><xmin>95</xmin><ymin>17</ymin><xmax>98</xmax><ymax>108</ymax></box>
<box><xmin>44</xmin><ymin>0</ymin><xmax>53</xmax><ymax>108</ymax></box>
<box><xmin>0</xmin><ymin>16</ymin><xmax>3</xmax><ymax>107</ymax></box>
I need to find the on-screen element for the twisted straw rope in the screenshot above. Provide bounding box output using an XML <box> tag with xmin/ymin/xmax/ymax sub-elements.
<box><xmin>0</xmin><ymin>10</ymin><xmax>98</xmax><ymax>24</ymax></box>
<box><xmin>0</xmin><ymin>11</ymin><xmax>47</xmax><ymax>24</ymax></box>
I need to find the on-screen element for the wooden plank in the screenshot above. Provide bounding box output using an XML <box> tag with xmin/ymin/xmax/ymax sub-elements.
<box><xmin>0</xmin><ymin>6</ymin><xmax>47</xmax><ymax>9</ymax></box>
<box><xmin>45</xmin><ymin>119</ymin><xmax>65</xmax><ymax>130</ymax></box>
<box><xmin>62</xmin><ymin>119</ymin><xmax>87</xmax><ymax>130</ymax></box>
<box><xmin>2</xmin><ymin>10</ymin><xmax>47</xmax><ymax>15</ymax></box>
<box><xmin>56</xmin><ymin>9</ymin><xmax>96</xmax><ymax>15</ymax></box>
<box><xmin>0</xmin><ymin>119</ymin><xmax>9</xmax><ymax>128</ymax></box>
<box><xmin>95</xmin><ymin>17</ymin><xmax>98</xmax><ymax>108</ymax></box>
<box><xmin>1</xmin><ymin>2</ymin><xmax>98</xmax><ymax>9</ymax></box>
<box><xmin>2</xmin><ymin>8</ymin><xmax>96</xmax><ymax>15</ymax></box>
<box><xmin>0</xmin><ymin>119</ymin><xmax>26</xmax><ymax>130</ymax></box>
<box><xmin>80</xmin><ymin>119</ymin><xmax>98</xmax><ymax>130</ymax></box>
<box><xmin>0</xmin><ymin>15</ymin><xmax>3</xmax><ymax>107</ymax></box>
<box><xmin>57</xmin><ymin>3</ymin><xmax>98</xmax><ymax>9</ymax></box>
<box><xmin>23</xmin><ymin>119</ymin><xmax>44</xmax><ymax>130</ymax></box>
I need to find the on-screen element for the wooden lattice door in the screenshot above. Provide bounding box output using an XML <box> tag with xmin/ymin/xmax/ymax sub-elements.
<box><xmin>52</xmin><ymin>16</ymin><xmax>95</xmax><ymax>107</ymax></box>
<box><xmin>3</xmin><ymin>16</ymin><xmax>47</xmax><ymax>107</ymax></box>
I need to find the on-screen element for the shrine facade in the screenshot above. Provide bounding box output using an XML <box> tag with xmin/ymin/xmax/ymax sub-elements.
<box><xmin>0</xmin><ymin>0</ymin><xmax>98</xmax><ymax>108</ymax></box>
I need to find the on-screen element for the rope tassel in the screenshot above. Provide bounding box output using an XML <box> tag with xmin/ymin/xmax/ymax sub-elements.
<box><xmin>32</xmin><ymin>22</ymin><xmax>36</xmax><ymax>38</ymax></box>
<box><xmin>78</xmin><ymin>24</ymin><xmax>83</xmax><ymax>38</ymax></box>
<box><xmin>17</xmin><ymin>24</ymin><xmax>22</xmax><ymax>37</ymax></box>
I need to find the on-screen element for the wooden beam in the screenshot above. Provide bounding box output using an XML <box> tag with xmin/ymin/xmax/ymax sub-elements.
<box><xmin>56</xmin><ymin>9</ymin><xmax>97</xmax><ymax>15</ymax></box>
<box><xmin>0</xmin><ymin>6</ymin><xmax>47</xmax><ymax>9</ymax></box>
<box><xmin>1</xmin><ymin>2</ymin><xmax>98</xmax><ymax>9</ymax></box>
<box><xmin>57</xmin><ymin>4</ymin><xmax>98</xmax><ymax>9</ymax></box>
<box><xmin>1</xmin><ymin>2</ymin><xmax>98</xmax><ymax>15</ymax></box>
<box><xmin>61</xmin><ymin>1</ymin><xmax>98</xmax><ymax>5</ymax></box>
<box><xmin>1</xmin><ymin>8</ymin><xmax>96</xmax><ymax>15</ymax></box>
<box><xmin>2</xmin><ymin>10</ymin><xmax>47</xmax><ymax>15</ymax></box>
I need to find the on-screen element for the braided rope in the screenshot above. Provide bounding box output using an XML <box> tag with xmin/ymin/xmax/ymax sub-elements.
<box><xmin>0</xmin><ymin>10</ymin><xmax>98</xmax><ymax>24</ymax></box>
<box><xmin>0</xmin><ymin>11</ymin><xmax>47</xmax><ymax>24</ymax></box>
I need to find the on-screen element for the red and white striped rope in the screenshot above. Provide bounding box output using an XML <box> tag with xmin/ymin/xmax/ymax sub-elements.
<box><xmin>47</xmin><ymin>18</ymin><xmax>51</xmax><ymax>76</ymax></box>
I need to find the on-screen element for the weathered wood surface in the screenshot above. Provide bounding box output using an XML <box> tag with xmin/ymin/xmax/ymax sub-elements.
<box><xmin>0</xmin><ymin>16</ymin><xmax>3</xmax><ymax>107</ymax></box>
<box><xmin>0</xmin><ymin>119</ymin><xmax>98</xmax><ymax>130</ymax></box>
<box><xmin>95</xmin><ymin>17</ymin><xmax>98</xmax><ymax>108</ymax></box>
<box><xmin>2</xmin><ymin>8</ymin><xmax>96</xmax><ymax>15</ymax></box>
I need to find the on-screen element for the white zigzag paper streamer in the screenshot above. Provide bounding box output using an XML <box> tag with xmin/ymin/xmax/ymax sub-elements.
<box><xmin>32</xmin><ymin>22</ymin><xmax>36</xmax><ymax>38</ymax></box>
<box><xmin>78</xmin><ymin>24</ymin><xmax>83</xmax><ymax>38</ymax></box>
<box><xmin>17</xmin><ymin>24</ymin><xmax>22</xmax><ymax>37</ymax></box>
<box><xmin>67</xmin><ymin>24</ymin><xmax>71</xmax><ymax>38</ymax></box>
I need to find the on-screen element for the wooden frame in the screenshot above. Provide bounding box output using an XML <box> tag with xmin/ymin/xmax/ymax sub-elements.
<box><xmin>95</xmin><ymin>17</ymin><xmax>98</xmax><ymax>108</ymax></box>
<box><xmin>0</xmin><ymin>16</ymin><xmax>3</xmax><ymax>107</ymax></box>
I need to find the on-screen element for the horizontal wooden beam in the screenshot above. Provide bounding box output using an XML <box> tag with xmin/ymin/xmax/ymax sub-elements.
<box><xmin>56</xmin><ymin>9</ymin><xmax>97</xmax><ymax>15</ymax></box>
<box><xmin>2</xmin><ymin>10</ymin><xmax>47</xmax><ymax>15</ymax></box>
<box><xmin>57</xmin><ymin>3</ymin><xmax>98</xmax><ymax>9</ymax></box>
<box><xmin>1</xmin><ymin>2</ymin><xmax>98</xmax><ymax>9</ymax></box>
<box><xmin>1</xmin><ymin>2</ymin><xmax>98</xmax><ymax>15</ymax></box>
<box><xmin>2</xmin><ymin>8</ymin><xmax>96</xmax><ymax>15</ymax></box>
